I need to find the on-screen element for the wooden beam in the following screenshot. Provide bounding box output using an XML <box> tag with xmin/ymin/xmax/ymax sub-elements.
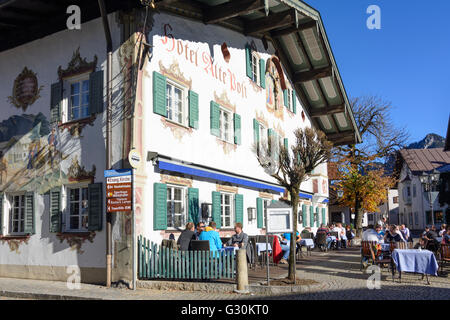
<box><xmin>310</xmin><ymin>104</ymin><xmax>346</xmax><ymax>118</ymax></box>
<box><xmin>330</xmin><ymin>135</ymin><xmax>357</xmax><ymax>146</ymax></box>
<box><xmin>293</xmin><ymin>66</ymin><xmax>332</xmax><ymax>83</ymax></box>
<box><xmin>203</xmin><ymin>0</ymin><xmax>264</xmax><ymax>24</ymax></box>
<box><xmin>245</xmin><ymin>9</ymin><xmax>295</xmax><ymax>36</ymax></box>
<box><xmin>270</xmin><ymin>19</ymin><xmax>317</xmax><ymax>38</ymax></box>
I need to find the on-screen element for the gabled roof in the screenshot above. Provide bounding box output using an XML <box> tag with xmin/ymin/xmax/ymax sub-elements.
<box><xmin>399</xmin><ymin>148</ymin><xmax>450</xmax><ymax>174</ymax></box>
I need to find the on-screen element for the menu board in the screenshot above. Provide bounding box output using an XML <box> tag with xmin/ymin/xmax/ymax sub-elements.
<box><xmin>266</xmin><ymin>208</ymin><xmax>293</xmax><ymax>234</ymax></box>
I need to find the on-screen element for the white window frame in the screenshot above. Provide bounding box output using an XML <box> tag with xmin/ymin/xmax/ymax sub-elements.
<box><xmin>286</xmin><ymin>88</ymin><xmax>293</xmax><ymax>111</ymax></box>
<box><xmin>7</xmin><ymin>193</ymin><xmax>26</xmax><ymax>235</ymax></box>
<box><xmin>259</xmin><ymin>123</ymin><xmax>267</xmax><ymax>152</ymax></box>
<box><xmin>62</xmin><ymin>73</ymin><xmax>90</xmax><ymax>123</ymax></box>
<box><xmin>251</xmin><ymin>52</ymin><xmax>260</xmax><ymax>84</ymax></box>
<box><xmin>220</xmin><ymin>192</ymin><xmax>234</xmax><ymax>229</ymax></box>
<box><xmin>218</xmin><ymin>106</ymin><xmax>233</xmax><ymax>143</ymax></box>
<box><xmin>262</xmin><ymin>198</ymin><xmax>271</xmax><ymax>228</ymax></box>
<box><xmin>62</xmin><ymin>184</ymin><xmax>89</xmax><ymax>232</ymax></box>
<box><xmin>165</xmin><ymin>79</ymin><xmax>188</xmax><ymax>127</ymax></box>
<box><xmin>166</xmin><ymin>184</ymin><xmax>187</xmax><ymax>230</ymax></box>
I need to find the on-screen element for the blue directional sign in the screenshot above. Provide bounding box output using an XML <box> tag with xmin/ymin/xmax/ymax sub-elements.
<box><xmin>104</xmin><ymin>169</ymin><xmax>132</xmax><ymax>178</ymax></box>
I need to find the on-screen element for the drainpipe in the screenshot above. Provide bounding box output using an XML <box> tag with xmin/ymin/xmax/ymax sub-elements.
<box><xmin>98</xmin><ymin>0</ymin><xmax>113</xmax><ymax>288</ymax></box>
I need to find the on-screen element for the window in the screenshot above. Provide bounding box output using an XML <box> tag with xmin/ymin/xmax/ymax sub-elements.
<box><xmin>262</xmin><ymin>199</ymin><xmax>271</xmax><ymax>228</ymax></box>
<box><xmin>219</xmin><ymin>107</ymin><xmax>233</xmax><ymax>143</ymax></box>
<box><xmin>286</xmin><ymin>88</ymin><xmax>293</xmax><ymax>111</ymax></box>
<box><xmin>251</xmin><ymin>52</ymin><xmax>260</xmax><ymax>84</ymax></box>
<box><xmin>259</xmin><ymin>124</ymin><xmax>267</xmax><ymax>152</ymax></box>
<box><xmin>67</xmin><ymin>187</ymin><xmax>89</xmax><ymax>231</ymax></box>
<box><xmin>9</xmin><ymin>194</ymin><xmax>25</xmax><ymax>234</ymax></box>
<box><xmin>167</xmin><ymin>185</ymin><xmax>186</xmax><ymax>229</ymax></box>
<box><xmin>413</xmin><ymin>185</ymin><xmax>416</xmax><ymax>197</ymax></box>
<box><xmin>166</xmin><ymin>80</ymin><xmax>187</xmax><ymax>126</ymax></box>
<box><xmin>393</xmin><ymin>196</ymin><xmax>399</xmax><ymax>204</ymax></box>
<box><xmin>69</xmin><ymin>78</ymin><xmax>90</xmax><ymax>121</ymax></box>
<box><xmin>220</xmin><ymin>193</ymin><xmax>234</xmax><ymax>228</ymax></box>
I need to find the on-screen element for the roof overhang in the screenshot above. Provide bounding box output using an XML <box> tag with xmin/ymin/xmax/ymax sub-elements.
<box><xmin>0</xmin><ymin>0</ymin><xmax>361</xmax><ymax>146</ymax></box>
<box><xmin>0</xmin><ymin>0</ymin><xmax>140</xmax><ymax>52</ymax></box>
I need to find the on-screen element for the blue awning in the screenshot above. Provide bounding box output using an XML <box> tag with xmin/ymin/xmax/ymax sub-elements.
<box><xmin>158</xmin><ymin>160</ymin><xmax>285</xmax><ymax>193</ymax></box>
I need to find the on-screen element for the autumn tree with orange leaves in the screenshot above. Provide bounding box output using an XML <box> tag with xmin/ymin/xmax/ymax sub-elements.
<box><xmin>333</xmin><ymin>96</ymin><xmax>409</xmax><ymax>237</ymax></box>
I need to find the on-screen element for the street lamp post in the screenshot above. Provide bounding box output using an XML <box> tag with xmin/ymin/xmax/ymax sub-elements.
<box><xmin>419</xmin><ymin>169</ymin><xmax>440</xmax><ymax>227</ymax></box>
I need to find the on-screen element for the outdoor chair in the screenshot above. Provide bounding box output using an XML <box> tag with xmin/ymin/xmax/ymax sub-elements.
<box><xmin>315</xmin><ymin>232</ymin><xmax>328</xmax><ymax>252</ymax></box>
<box><xmin>247</xmin><ymin>236</ymin><xmax>257</xmax><ymax>270</ymax></box>
<box><xmin>330</xmin><ymin>231</ymin><xmax>339</xmax><ymax>238</ymax></box>
<box><xmin>369</xmin><ymin>244</ymin><xmax>391</xmax><ymax>272</ymax></box>
<box><xmin>301</xmin><ymin>232</ymin><xmax>313</xmax><ymax>239</ymax></box>
<box><xmin>438</xmin><ymin>244</ymin><xmax>450</xmax><ymax>274</ymax></box>
<box><xmin>190</xmin><ymin>240</ymin><xmax>210</xmax><ymax>251</ymax></box>
<box><xmin>396</xmin><ymin>241</ymin><xmax>407</xmax><ymax>250</ymax></box>
<box><xmin>361</xmin><ymin>241</ymin><xmax>377</xmax><ymax>270</ymax></box>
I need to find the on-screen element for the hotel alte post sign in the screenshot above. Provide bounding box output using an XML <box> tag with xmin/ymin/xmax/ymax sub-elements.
<box><xmin>104</xmin><ymin>169</ymin><xmax>132</xmax><ymax>213</ymax></box>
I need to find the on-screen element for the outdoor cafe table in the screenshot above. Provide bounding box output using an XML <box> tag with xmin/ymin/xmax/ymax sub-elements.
<box><xmin>256</xmin><ymin>242</ymin><xmax>272</xmax><ymax>256</ymax></box>
<box><xmin>381</xmin><ymin>243</ymin><xmax>391</xmax><ymax>252</ymax></box>
<box><xmin>299</xmin><ymin>238</ymin><xmax>315</xmax><ymax>249</ymax></box>
<box><xmin>391</xmin><ymin>249</ymin><xmax>439</xmax><ymax>284</ymax></box>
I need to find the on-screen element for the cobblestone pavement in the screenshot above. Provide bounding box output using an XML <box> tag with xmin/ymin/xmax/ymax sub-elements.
<box><xmin>1</xmin><ymin>248</ymin><xmax>449</xmax><ymax>300</ymax></box>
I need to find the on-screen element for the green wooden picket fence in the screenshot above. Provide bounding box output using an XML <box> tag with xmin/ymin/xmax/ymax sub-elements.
<box><xmin>138</xmin><ymin>235</ymin><xmax>236</xmax><ymax>280</ymax></box>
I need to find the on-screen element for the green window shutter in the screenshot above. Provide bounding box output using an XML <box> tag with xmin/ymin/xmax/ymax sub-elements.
<box><xmin>283</xmin><ymin>89</ymin><xmax>288</xmax><ymax>107</ymax></box>
<box><xmin>49</xmin><ymin>188</ymin><xmax>61</xmax><ymax>233</ymax></box>
<box><xmin>284</xmin><ymin>137</ymin><xmax>288</xmax><ymax>151</ymax></box>
<box><xmin>292</xmin><ymin>90</ymin><xmax>297</xmax><ymax>114</ymax></box>
<box><xmin>24</xmin><ymin>192</ymin><xmax>35</xmax><ymax>235</ymax></box>
<box><xmin>0</xmin><ymin>193</ymin><xmax>3</xmax><ymax>235</ymax></box>
<box><xmin>256</xmin><ymin>198</ymin><xmax>263</xmax><ymax>228</ymax></box>
<box><xmin>259</xmin><ymin>58</ymin><xmax>266</xmax><ymax>88</ymax></box>
<box><xmin>212</xmin><ymin>191</ymin><xmax>221</xmax><ymax>229</ymax></box>
<box><xmin>88</xmin><ymin>183</ymin><xmax>103</xmax><ymax>231</ymax></box>
<box><xmin>188</xmin><ymin>188</ymin><xmax>199</xmax><ymax>225</ymax></box>
<box><xmin>245</xmin><ymin>45</ymin><xmax>252</xmax><ymax>79</ymax></box>
<box><xmin>315</xmin><ymin>207</ymin><xmax>320</xmax><ymax>227</ymax></box>
<box><xmin>210</xmin><ymin>101</ymin><xmax>220</xmax><ymax>137</ymax></box>
<box><xmin>153</xmin><ymin>183</ymin><xmax>167</xmax><ymax>230</ymax></box>
<box><xmin>234</xmin><ymin>113</ymin><xmax>241</xmax><ymax>145</ymax></box>
<box><xmin>188</xmin><ymin>90</ymin><xmax>199</xmax><ymax>129</ymax></box>
<box><xmin>268</xmin><ymin>128</ymin><xmax>274</xmax><ymax>155</ymax></box>
<box><xmin>50</xmin><ymin>82</ymin><xmax>62</xmax><ymax>124</ymax></box>
<box><xmin>322</xmin><ymin>207</ymin><xmax>326</xmax><ymax>225</ymax></box>
<box><xmin>310</xmin><ymin>206</ymin><xmax>314</xmax><ymax>228</ymax></box>
<box><xmin>89</xmin><ymin>70</ymin><xmax>104</xmax><ymax>114</ymax></box>
<box><xmin>253</xmin><ymin>119</ymin><xmax>260</xmax><ymax>145</ymax></box>
<box><xmin>153</xmin><ymin>71</ymin><xmax>167</xmax><ymax>117</ymax></box>
<box><xmin>302</xmin><ymin>204</ymin><xmax>307</xmax><ymax>227</ymax></box>
<box><xmin>234</xmin><ymin>194</ymin><xmax>244</xmax><ymax>224</ymax></box>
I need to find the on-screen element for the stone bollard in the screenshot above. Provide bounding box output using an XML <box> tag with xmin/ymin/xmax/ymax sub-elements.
<box><xmin>234</xmin><ymin>248</ymin><xmax>249</xmax><ymax>294</ymax></box>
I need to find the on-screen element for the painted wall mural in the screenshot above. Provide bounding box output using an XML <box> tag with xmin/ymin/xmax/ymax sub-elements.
<box><xmin>0</xmin><ymin>113</ymin><xmax>70</xmax><ymax>194</ymax></box>
<box><xmin>265</xmin><ymin>57</ymin><xmax>285</xmax><ymax>120</ymax></box>
<box><xmin>7</xmin><ymin>67</ymin><xmax>43</xmax><ymax>112</ymax></box>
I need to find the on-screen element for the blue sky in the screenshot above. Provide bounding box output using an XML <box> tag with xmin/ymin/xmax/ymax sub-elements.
<box><xmin>305</xmin><ymin>0</ymin><xmax>450</xmax><ymax>144</ymax></box>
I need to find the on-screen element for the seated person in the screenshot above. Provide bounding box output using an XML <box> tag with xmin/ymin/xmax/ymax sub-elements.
<box><xmin>345</xmin><ymin>225</ymin><xmax>355</xmax><ymax>247</ymax></box>
<box><xmin>225</xmin><ymin>222</ymin><xmax>248</xmax><ymax>249</ymax></box>
<box><xmin>438</xmin><ymin>224</ymin><xmax>447</xmax><ymax>237</ymax></box>
<box><xmin>283</xmin><ymin>231</ymin><xmax>301</xmax><ymax>242</ymax></box>
<box><xmin>424</xmin><ymin>226</ymin><xmax>439</xmax><ymax>251</ymax></box>
<box><xmin>198</xmin><ymin>221</ymin><xmax>222</xmax><ymax>251</ymax></box>
<box><xmin>443</xmin><ymin>226</ymin><xmax>450</xmax><ymax>244</ymax></box>
<box><xmin>362</xmin><ymin>224</ymin><xmax>382</xmax><ymax>242</ymax></box>
<box><xmin>177</xmin><ymin>222</ymin><xmax>196</xmax><ymax>251</ymax></box>
<box><xmin>279</xmin><ymin>234</ymin><xmax>290</xmax><ymax>264</ymax></box>
<box><xmin>384</xmin><ymin>225</ymin><xmax>406</xmax><ymax>243</ymax></box>
<box><xmin>316</xmin><ymin>224</ymin><xmax>334</xmax><ymax>249</ymax></box>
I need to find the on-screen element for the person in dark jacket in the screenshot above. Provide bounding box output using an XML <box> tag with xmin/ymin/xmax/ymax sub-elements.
<box><xmin>177</xmin><ymin>222</ymin><xmax>196</xmax><ymax>251</ymax></box>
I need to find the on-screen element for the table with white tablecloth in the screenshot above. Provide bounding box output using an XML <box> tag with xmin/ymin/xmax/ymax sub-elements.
<box><xmin>256</xmin><ymin>243</ymin><xmax>272</xmax><ymax>256</ymax></box>
<box><xmin>299</xmin><ymin>238</ymin><xmax>315</xmax><ymax>249</ymax></box>
<box><xmin>391</xmin><ymin>249</ymin><xmax>438</xmax><ymax>284</ymax></box>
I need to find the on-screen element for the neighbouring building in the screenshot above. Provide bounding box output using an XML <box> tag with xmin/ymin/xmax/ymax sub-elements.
<box><xmin>0</xmin><ymin>0</ymin><xmax>360</xmax><ymax>284</ymax></box>
<box><xmin>376</xmin><ymin>188</ymin><xmax>399</xmax><ymax>226</ymax></box>
<box><xmin>396</xmin><ymin>148</ymin><xmax>450</xmax><ymax>230</ymax></box>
